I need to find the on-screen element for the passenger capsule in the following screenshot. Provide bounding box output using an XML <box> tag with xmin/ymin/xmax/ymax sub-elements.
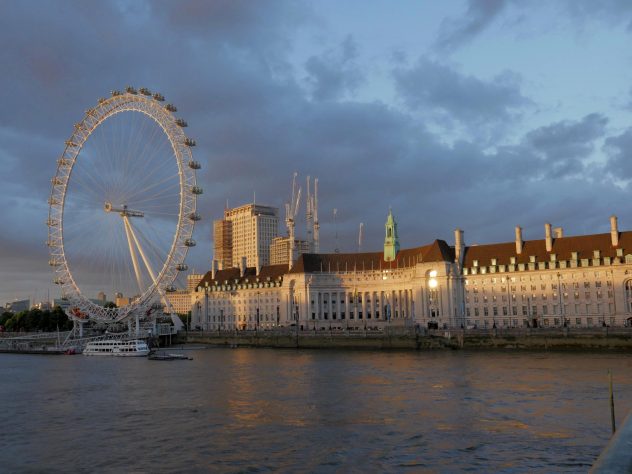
<box><xmin>184</xmin><ymin>239</ymin><xmax>196</xmax><ymax>247</ymax></box>
<box><xmin>175</xmin><ymin>118</ymin><xmax>188</xmax><ymax>127</ymax></box>
<box><xmin>188</xmin><ymin>160</ymin><xmax>201</xmax><ymax>169</ymax></box>
<box><xmin>176</xmin><ymin>263</ymin><xmax>188</xmax><ymax>271</ymax></box>
<box><xmin>48</xmin><ymin>259</ymin><xmax>60</xmax><ymax>266</ymax></box>
<box><xmin>65</xmin><ymin>140</ymin><xmax>78</xmax><ymax>147</ymax></box>
<box><xmin>165</xmin><ymin>285</ymin><xmax>177</xmax><ymax>293</ymax></box>
<box><xmin>51</xmin><ymin>177</ymin><xmax>63</xmax><ymax>185</ymax></box>
<box><xmin>139</xmin><ymin>87</ymin><xmax>152</xmax><ymax>96</ymax></box>
<box><xmin>46</xmin><ymin>218</ymin><xmax>58</xmax><ymax>226</ymax></box>
<box><xmin>53</xmin><ymin>278</ymin><xmax>64</xmax><ymax>285</ymax></box>
<box><xmin>48</xmin><ymin>197</ymin><xmax>58</xmax><ymax>205</ymax></box>
<box><xmin>183</xmin><ymin>138</ymin><xmax>196</xmax><ymax>147</ymax></box>
<box><xmin>98</xmin><ymin>98</ymin><xmax>106</xmax><ymax>104</ymax></box>
<box><xmin>165</xmin><ymin>103</ymin><xmax>177</xmax><ymax>112</ymax></box>
<box><xmin>57</xmin><ymin>158</ymin><xmax>71</xmax><ymax>166</ymax></box>
<box><xmin>111</xmin><ymin>90</ymin><xmax>122</xmax><ymax>96</ymax></box>
<box><xmin>126</xmin><ymin>86</ymin><xmax>137</xmax><ymax>94</ymax></box>
<box><xmin>191</xmin><ymin>186</ymin><xmax>203</xmax><ymax>195</ymax></box>
<box><xmin>153</xmin><ymin>93</ymin><xmax>165</xmax><ymax>101</ymax></box>
<box><xmin>188</xmin><ymin>212</ymin><xmax>201</xmax><ymax>221</ymax></box>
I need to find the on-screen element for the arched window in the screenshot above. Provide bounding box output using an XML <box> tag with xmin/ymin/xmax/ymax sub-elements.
<box><xmin>625</xmin><ymin>280</ymin><xmax>632</xmax><ymax>313</ymax></box>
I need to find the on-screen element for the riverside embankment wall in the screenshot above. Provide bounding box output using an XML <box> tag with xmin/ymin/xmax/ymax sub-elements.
<box><xmin>185</xmin><ymin>328</ymin><xmax>632</xmax><ymax>351</ymax></box>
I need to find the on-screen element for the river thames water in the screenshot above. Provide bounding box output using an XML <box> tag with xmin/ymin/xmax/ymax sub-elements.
<box><xmin>1</xmin><ymin>348</ymin><xmax>632</xmax><ymax>473</ymax></box>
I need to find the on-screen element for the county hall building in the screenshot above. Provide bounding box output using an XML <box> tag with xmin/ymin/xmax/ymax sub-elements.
<box><xmin>191</xmin><ymin>211</ymin><xmax>632</xmax><ymax>331</ymax></box>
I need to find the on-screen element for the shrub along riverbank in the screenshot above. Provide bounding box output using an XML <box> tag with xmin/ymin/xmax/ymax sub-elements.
<box><xmin>0</xmin><ymin>307</ymin><xmax>73</xmax><ymax>333</ymax></box>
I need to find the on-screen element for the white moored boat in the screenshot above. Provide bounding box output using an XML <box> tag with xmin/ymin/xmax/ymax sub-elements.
<box><xmin>83</xmin><ymin>339</ymin><xmax>150</xmax><ymax>357</ymax></box>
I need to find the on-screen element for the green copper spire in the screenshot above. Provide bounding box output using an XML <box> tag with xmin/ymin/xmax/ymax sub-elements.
<box><xmin>384</xmin><ymin>208</ymin><xmax>400</xmax><ymax>261</ymax></box>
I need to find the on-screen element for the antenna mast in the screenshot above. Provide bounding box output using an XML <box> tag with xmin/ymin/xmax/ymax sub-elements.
<box><xmin>358</xmin><ymin>222</ymin><xmax>364</xmax><ymax>253</ymax></box>
<box><xmin>333</xmin><ymin>208</ymin><xmax>339</xmax><ymax>254</ymax></box>
<box><xmin>313</xmin><ymin>178</ymin><xmax>319</xmax><ymax>253</ymax></box>
<box><xmin>306</xmin><ymin>176</ymin><xmax>313</xmax><ymax>252</ymax></box>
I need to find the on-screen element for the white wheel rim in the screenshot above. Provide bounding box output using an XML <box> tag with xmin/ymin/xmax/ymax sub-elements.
<box><xmin>47</xmin><ymin>92</ymin><xmax>199</xmax><ymax>322</ymax></box>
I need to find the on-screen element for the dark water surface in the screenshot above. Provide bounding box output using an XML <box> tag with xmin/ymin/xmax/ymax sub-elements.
<box><xmin>1</xmin><ymin>349</ymin><xmax>632</xmax><ymax>473</ymax></box>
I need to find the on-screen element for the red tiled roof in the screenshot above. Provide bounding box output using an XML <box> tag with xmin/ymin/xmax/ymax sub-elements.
<box><xmin>462</xmin><ymin>231</ymin><xmax>630</xmax><ymax>267</ymax></box>
<box><xmin>289</xmin><ymin>240</ymin><xmax>454</xmax><ymax>273</ymax></box>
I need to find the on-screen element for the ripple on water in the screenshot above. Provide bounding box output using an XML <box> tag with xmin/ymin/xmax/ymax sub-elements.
<box><xmin>0</xmin><ymin>349</ymin><xmax>631</xmax><ymax>472</ymax></box>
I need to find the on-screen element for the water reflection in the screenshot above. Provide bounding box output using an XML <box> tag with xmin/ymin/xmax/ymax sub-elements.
<box><xmin>0</xmin><ymin>350</ymin><xmax>631</xmax><ymax>472</ymax></box>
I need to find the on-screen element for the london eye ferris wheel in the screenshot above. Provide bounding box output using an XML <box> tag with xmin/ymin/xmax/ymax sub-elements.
<box><xmin>47</xmin><ymin>87</ymin><xmax>202</xmax><ymax>324</ymax></box>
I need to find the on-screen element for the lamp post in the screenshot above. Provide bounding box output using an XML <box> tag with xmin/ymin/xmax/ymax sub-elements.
<box><xmin>385</xmin><ymin>294</ymin><xmax>391</xmax><ymax>334</ymax></box>
<box><xmin>506</xmin><ymin>277</ymin><xmax>512</xmax><ymax>329</ymax></box>
<box><xmin>557</xmin><ymin>272</ymin><xmax>565</xmax><ymax>327</ymax></box>
<box><xmin>204</xmin><ymin>281</ymin><xmax>209</xmax><ymax>332</ymax></box>
<box><xmin>256</xmin><ymin>290</ymin><xmax>260</xmax><ymax>332</ymax></box>
<box><xmin>428</xmin><ymin>270</ymin><xmax>438</xmax><ymax>330</ymax></box>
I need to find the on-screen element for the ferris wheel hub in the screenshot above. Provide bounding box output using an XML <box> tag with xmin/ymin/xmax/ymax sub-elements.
<box><xmin>104</xmin><ymin>201</ymin><xmax>144</xmax><ymax>218</ymax></box>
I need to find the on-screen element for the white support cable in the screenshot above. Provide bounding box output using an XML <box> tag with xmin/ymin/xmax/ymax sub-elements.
<box><xmin>126</xmin><ymin>217</ymin><xmax>176</xmax><ymax>315</ymax></box>
<box><xmin>123</xmin><ymin>216</ymin><xmax>144</xmax><ymax>294</ymax></box>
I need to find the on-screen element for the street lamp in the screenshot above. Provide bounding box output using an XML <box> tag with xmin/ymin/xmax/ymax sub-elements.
<box><xmin>256</xmin><ymin>290</ymin><xmax>260</xmax><ymax>332</ymax></box>
<box><xmin>557</xmin><ymin>272</ymin><xmax>563</xmax><ymax>327</ymax></box>
<box><xmin>204</xmin><ymin>281</ymin><xmax>209</xmax><ymax>332</ymax></box>
<box><xmin>428</xmin><ymin>270</ymin><xmax>438</xmax><ymax>329</ymax></box>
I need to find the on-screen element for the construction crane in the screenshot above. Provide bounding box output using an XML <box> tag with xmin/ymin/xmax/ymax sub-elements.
<box><xmin>358</xmin><ymin>222</ymin><xmax>364</xmax><ymax>253</ymax></box>
<box><xmin>285</xmin><ymin>172</ymin><xmax>301</xmax><ymax>268</ymax></box>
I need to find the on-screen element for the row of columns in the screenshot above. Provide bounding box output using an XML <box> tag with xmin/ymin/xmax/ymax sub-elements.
<box><xmin>308</xmin><ymin>289</ymin><xmax>414</xmax><ymax>322</ymax></box>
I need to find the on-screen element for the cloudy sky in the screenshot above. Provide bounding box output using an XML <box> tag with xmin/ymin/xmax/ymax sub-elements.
<box><xmin>1</xmin><ymin>0</ymin><xmax>632</xmax><ymax>304</ymax></box>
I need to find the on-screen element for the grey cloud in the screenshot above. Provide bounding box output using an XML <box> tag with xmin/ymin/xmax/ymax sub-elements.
<box><xmin>304</xmin><ymin>36</ymin><xmax>363</xmax><ymax>101</ymax></box>
<box><xmin>1</xmin><ymin>0</ymin><xmax>630</xmax><ymax>304</ymax></box>
<box><xmin>393</xmin><ymin>57</ymin><xmax>531</xmax><ymax>131</ymax></box>
<box><xmin>435</xmin><ymin>0</ymin><xmax>507</xmax><ymax>52</ymax></box>
<box><xmin>604</xmin><ymin>128</ymin><xmax>632</xmax><ymax>178</ymax></box>
<box><xmin>525</xmin><ymin>113</ymin><xmax>608</xmax><ymax>178</ymax></box>
<box><xmin>564</xmin><ymin>0</ymin><xmax>632</xmax><ymax>31</ymax></box>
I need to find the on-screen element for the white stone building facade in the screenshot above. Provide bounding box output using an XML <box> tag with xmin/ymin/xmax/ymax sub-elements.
<box><xmin>192</xmin><ymin>215</ymin><xmax>632</xmax><ymax>331</ymax></box>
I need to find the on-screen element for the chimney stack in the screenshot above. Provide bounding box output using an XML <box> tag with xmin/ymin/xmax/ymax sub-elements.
<box><xmin>212</xmin><ymin>259</ymin><xmax>218</xmax><ymax>280</ymax></box>
<box><xmin>610</xmin><ymin>215</ymin><xmax>619</xmax><ymax>247</ymax></box>
<box><xmin>554</xmin><ymin>227</ymin><xmax>563</xmax><ymax>239</ymax></box>
<box><xmin>454</xmin><ymin>228</ymin><xmax>464</xmax><ymax>267</ymax></box>
<box><xmin>545</xmin><ymin>223</ymin><xmax>553</xmax><ymax>252</ymax></box>
<box><xmin>239</xmin><ymin>256</ymin><xmax>247</xmax><ymax>277</ymax></box>
<box><xmin>515</xmin><ymin>226</ymin><xmax>523</xmax><ymax>255</ymax></box>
